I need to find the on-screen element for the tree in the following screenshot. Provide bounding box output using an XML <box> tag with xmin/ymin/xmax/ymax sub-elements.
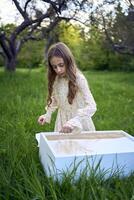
<box><xmin>100</xmin><ymin>0</ymin><xmax>134</xmax><ymax>55</ymax></box>
<box><xmin>0</xmin><ymin>0</ymin><xmax>93</xmax><ymax>71</ymax></box>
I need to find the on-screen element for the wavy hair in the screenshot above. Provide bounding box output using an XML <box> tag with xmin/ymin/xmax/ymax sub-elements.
<box><xmin>47</xmin><ymin>42</ymin><xmax>78</xmax><ymax>106</ymax></box>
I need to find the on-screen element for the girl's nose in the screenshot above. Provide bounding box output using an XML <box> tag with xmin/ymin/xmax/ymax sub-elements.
<box><xmin>57</xmin><ymin>66</ymin><xmax>61</xmax><ymax>73</ymax></box>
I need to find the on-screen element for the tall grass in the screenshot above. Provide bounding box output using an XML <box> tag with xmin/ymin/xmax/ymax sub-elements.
<box><xmin>0</xmin><ymin>68</ymin><xmax>134</xmax><ymax>199</ymax></box>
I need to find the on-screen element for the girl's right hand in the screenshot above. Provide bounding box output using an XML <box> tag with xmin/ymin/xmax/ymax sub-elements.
<box><xmin>38</xmin><ymin>115</ymin><xmax>46</xmax><ymax>125</ymax></box>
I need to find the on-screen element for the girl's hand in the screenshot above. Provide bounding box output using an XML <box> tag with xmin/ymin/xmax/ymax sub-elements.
<box><xmin>60</xmin><ymin>124</ymin><xmax>73</xmax><ymax>133</ymax></box>
<box><xmin>38</xmin><ymin>115</ymin><xmax>46</xmax><ymax>125</ymax></box>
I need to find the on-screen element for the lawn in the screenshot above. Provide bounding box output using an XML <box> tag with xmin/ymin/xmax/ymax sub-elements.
<box><xmin>0</xmin><ymin>67</ymin><xmax>134</xmax><ymax>199</ymax></box>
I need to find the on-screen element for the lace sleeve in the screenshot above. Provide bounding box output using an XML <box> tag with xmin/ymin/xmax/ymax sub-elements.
<box><xmin>44</xmin><ymin>80</ymin><xmax>58</xmax><ymax>123</ymax></box>
<box><xmin>44</xmin><ymin>96</ymin><xmax>58</xmax><ymax>123</ymax></box>
<box><xmin>77</xmin><ymin>73</ymin><xmax>97</xmax><ymax>117</ymax></box>
<box><xmin>65</xmin><ymin>72</ymin><xmax>97</xmax><ymax>131</ymax></box>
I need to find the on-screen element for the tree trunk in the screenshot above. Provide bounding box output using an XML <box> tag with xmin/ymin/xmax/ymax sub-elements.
<box><xmin>5</xmin><ymin>56</ymin><xmax>16</xmax><ymax>72</ymax></box>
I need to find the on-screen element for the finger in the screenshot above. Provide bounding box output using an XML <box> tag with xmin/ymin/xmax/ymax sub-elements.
<box><xmin>64</xmin><ymin>127</ymin><xmax>70</xmax><ymax>133</ymax></box>
<box><xmin>69</xmin><ymin>127</ymin><xmax>73</xmax><ymax>132</ymax></box>
<box><xmin>63</xmin><ymin>129</ymin><xmax>66</xmax><ymax>133</ymax></box>
<box><xmin>61</xmin><ymin>128</ymin><xmax>65</xmax><ymax>133</ymax></box>
<box><xmin>38</xmin><ymin>117</ymin><xmax>42</xmax><ymax>123</ymax></box>
<box><xmin>61</xmin><ymin>126</ymin><xmax>67</xmax><ymax>133</ymax></box>
<box><xmin>39</xmin><ymin>118</ymin><xmax>43</xmax><ymax>125</ymax></box>
<box><xmin>67</xmin><ymin>128</ymin><xmax>71</xmax><ymax>133</ymax></box>
<box><xmin>64</xmin><ymin>126</ymin><xmax>71</xmax><ymax>133</ymax></box>
<box><xmin>64</xmin><ymin>127</ymin><xmax>69</xmax><ymax>133</ymax></box>
<box><xmin>64</xmin><ymin>127</ymin><xmax>68</xmax><ymax>133</ymax></box>
<box><xmin>42</xmin><ymin>120</ymin><xmax>46</xmax><ymax>125</ymax></box>
<box><xmin>66</xmin><ymin>128</ymin><xmax>70</xmax><ymax>133</ymax></box>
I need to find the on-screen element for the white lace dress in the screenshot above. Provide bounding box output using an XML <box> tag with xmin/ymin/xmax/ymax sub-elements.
<box><xmin>44</xmin><ymin>71</ymin><xmax>97</xmax><ymax>133</ymax></box>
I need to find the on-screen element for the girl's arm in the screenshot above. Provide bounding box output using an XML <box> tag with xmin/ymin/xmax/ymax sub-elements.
<box><xmin>65</xmin><ymin>73</ymin><xmax>97</xmax><ymax>131</ymax></box>
<box><xmin>44</xmin><ymin>96</ymin><xmax>58</xmax><ymax>123</ymax></box>
<box><xmin>77</xmin><ymin>73</ymin><xmax>97</xmax><ymax>117</ymax></box>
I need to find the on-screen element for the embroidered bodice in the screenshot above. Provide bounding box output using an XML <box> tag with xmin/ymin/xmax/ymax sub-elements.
<box><xmin>44</xmin><ymin>71</ymin><xmax>97</xmax><ymax>132</ymax></box>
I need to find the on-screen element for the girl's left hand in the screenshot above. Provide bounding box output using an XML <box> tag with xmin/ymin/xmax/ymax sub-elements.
<box><xmin>60</xmin><ymin>125</ymin><xmax>73</xmax><ymax>133</ymax></box>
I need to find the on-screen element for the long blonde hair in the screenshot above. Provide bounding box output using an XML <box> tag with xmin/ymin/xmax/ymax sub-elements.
<box><xmin>47</xmin><ymin>42</ymin><xmax>78</xmax><ymax>106</ymax></box>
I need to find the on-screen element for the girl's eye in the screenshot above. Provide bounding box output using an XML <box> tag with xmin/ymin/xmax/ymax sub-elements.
<box><xmin>52</xmin><ymin>63</ymin><xmax>64</xmax><ymax>69</ymax></box>
<box><xmin>59</xmin><ymin>63</ymin><xmax>64</xmax><ymax>67</ymax></box>
<box><xmin>53</xmin><ymin>65</ymin><xmax>57</xmax><ymax>69</ymax></box>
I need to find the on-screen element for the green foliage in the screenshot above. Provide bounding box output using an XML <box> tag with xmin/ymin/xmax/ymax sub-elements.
<box><xmin>58</xmin><ymin>23</ymin><xmax>134</xmax><ymax>71</ymax></box>
<box><xmin>0</xmin><ymin>56</ymin><xmax>4</xmax><ymax>67</ymax></box>
<box><xmin>0</xmin><ymin>23</ymin><xmax>16</xmax><ymax>36</ymax></box>
<box><xmin>79</xmin><ymin>26</ymin><xmax>110</xmax><ymax>71</ymax></box>
<box><xmin>17</xmin><ymin>40</ymin><xmax>45</xmax><ymax>68</ymax></box>
<box><xmin>112</xmin><ymin>3</ymin><xmax>134</xmax><ymax>47</ymax></box>
<box><xmin>0</xmin><ymin>68</ymin><xmax>134</xmax><ymax>199</ymax></box>
<box><xmin>59</xmin><ymin>22</ymin><xmax>82</xmax><ymax>48</ymax></box>
<box><xmin>58</xmin><ymin>22</ymin><xmax>84</xmax><ymax>68</ymax></box>
<box><xmin>0</xmin><ymin>16</ymin><xmax>134</xmax><ymax>71</ymax></box>
<box><xmin>0</xmin><ymin>24</ymin><xmax>17</xmax><ymax>67</ymax></box>
<box><xmin>108</xmin><ymin>53</ymin><xmax>134</xmax><ymax>71</ymax></box>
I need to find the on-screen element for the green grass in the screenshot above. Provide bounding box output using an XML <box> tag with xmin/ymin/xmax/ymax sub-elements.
<box><xmin>0</xmin><ymin>67</ymin><xmax>134</xmax><ymax>199</ymax></box>
<box><xmin>85</xmin><ymin>70</ymin><xmax>134</xmax><ymax>134</ymax></box>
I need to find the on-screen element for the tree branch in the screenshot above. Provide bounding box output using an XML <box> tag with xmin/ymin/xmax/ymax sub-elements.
<box><xmin>24</xmin><ymin>0</ymin><xmax>32</xmax><ymax>13</ymax></box>
<box><xmin>41</xmin><ymin>0</ymin><xmax>64</xmax><ymax>14</ymax></box>
<box><xmin>0</xmin><ymin>32</ymin><xmax>12</xmax><ymax>59</ymax></box>
<box><xmin>12</xmin><ymin>0</ymin><xmax>29</xmax><ymax>20</ymax></box>
<box><xmin>101</xmin><ymin>13</ymin><xmax>134</xmax><ymax>55</ymax></box>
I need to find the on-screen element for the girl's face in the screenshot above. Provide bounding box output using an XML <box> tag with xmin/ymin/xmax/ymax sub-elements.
<box><xmin>50</xmin><ymin>56</ymin><xmax>66</xmax><ymax>77</ymax></box>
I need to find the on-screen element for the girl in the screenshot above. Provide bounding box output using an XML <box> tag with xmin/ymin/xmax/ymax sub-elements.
<box><xmin>38</xmin><ymin>42</ymin><xmax>97</xmax><ymax>133</ymax></box>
